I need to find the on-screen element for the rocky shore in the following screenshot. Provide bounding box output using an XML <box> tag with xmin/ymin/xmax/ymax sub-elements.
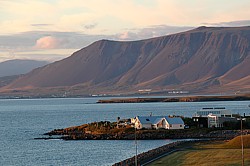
<box><xmin>38</xmin><ymin>125</ymin><xmax>247</xmax><ymax>140</ymax></box>
<box><xmin>36</xmin><ymin>118</ymin><xmax>250</xmax><ymax>141</ymax></box>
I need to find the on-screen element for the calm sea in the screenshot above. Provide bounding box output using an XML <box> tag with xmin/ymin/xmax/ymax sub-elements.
<box><xmin>0</xmin><ymin>98</ymin><xmax>249</xmax><ymax>166</ymax></box>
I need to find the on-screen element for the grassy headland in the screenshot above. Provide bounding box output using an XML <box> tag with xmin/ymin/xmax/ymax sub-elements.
<box><xmin>40</xmin><ymin>120</ymin><xmax>244</xmax><ymax>140</ymax></box>
<box><xmin>148</xmin><ymin>135</ymin><xmax>250</xmax><ymax>166</ymax></box>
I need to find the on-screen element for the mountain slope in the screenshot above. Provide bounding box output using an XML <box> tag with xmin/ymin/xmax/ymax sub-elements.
<box><xmin>3</xmin><ymin>26</ymin><xmax>250</xmax><ymax>94</ymax></box>
<box><xmin>0</xmin><ymin>59</ymin><xmax>49</xmax><ymax>77</ymax></box>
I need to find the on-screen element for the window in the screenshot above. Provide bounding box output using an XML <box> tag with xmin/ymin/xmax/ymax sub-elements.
<box><xmin>146</xmin><ymin>119</ymin><xmax>150</xmax><ymax>121</ymax></box>
<box><xmin>180</xmin><ymin>125</ymin><xmax>182</xmax><ymax>127</ymax></box>
<box><xmin>170</xmin><ymin>124</ymin><xmax>172</xmax><ymax>127</ymax></box>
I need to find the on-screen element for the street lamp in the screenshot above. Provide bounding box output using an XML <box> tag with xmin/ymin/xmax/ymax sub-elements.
<box><xmin>135</xmin><ymin>126</ymin><xmax>138</xmax><ymax>166</ymax></box>
<box><xmin>237</xmin><ymin>117</ymin><xmax>246</xmax><ymax>166</ymax></box>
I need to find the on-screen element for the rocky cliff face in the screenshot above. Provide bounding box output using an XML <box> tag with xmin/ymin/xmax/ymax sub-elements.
<box><xmin>3</xmin><ymin>26</ymin><xmax>250</xmax><ymax>94</ymax></box>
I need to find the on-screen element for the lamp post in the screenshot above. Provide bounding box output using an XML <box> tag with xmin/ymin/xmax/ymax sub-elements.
<box><xmin>135</xmin><ymin>126</ymin><xmax>138</xmax><ymax>166</ymax></box>
<box><xmin>237</xmin><ymin>117</ymin><xmax>246</xmax><ymax>166</ymax></box>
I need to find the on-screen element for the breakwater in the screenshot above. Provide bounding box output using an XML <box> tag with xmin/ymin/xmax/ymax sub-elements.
<box><xmin>112</xmin><ymin>139</ymin><xmax>219</xmax><ymax>166</ymax></box>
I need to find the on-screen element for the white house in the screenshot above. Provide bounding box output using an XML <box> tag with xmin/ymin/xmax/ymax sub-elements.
<box><xmin>165</xmin><ymin>116</ymin><xmax>185</xmax><ymax>129</ymax></box>
<box><xmin>132</xmin><ymin>116</ymin><xmax>184</xmax><ymax>130</ymax></box>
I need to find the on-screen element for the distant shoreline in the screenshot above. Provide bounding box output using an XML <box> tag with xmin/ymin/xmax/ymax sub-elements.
<box><xmin>97</xmin><ymin>94</ymin><xmax>250</xmax><ymax>103</ymax></box>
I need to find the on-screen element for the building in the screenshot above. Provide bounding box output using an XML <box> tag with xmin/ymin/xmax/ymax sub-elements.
<box><xmin>193</xmin><ymin>107</ymin><xmax>236</xmax><ymax>128</ymax></box>
<box><xmin>132</xmin><ymin>116</ymin><xmax>184</xmax><ymax>130</ymax></box>
<box><xmin>194</xmin><ymin>107</ymin><xmax>232</xmax><ymax>117</ymax></box>
<box><xmin>165</xmin><ymin>116</ymin><xmax>185</xmax><ymax>129</ymax></box>
<box><xmin>192</xmin><ymin>117</ymin><xmax>208</xmax><ymax>128</ymax></box>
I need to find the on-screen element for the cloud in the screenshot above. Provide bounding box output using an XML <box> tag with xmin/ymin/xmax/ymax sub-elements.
<box><xmin>31</xmin><ymin>24</ymin><xmax>53</xmax><ymax>27</ymax></box>
<box><xmin>84</xmin><ymin>23</ymin><xmax>98</xmax><ymax>30</ymax></box>
<box><xmin>35</xmin><ymin>36</ymin><xmax>62</xmax><ymax>49</ymax></box>
<box><xmin>1</xmin><ymin>0</ymin><xmax>250</xmax><ymax>35</ymax></box>
<box><xmin>0</xmin><ymin>31</ymin><xmax>107</xmax><ymax>51</ymax></box>
<box><xmin>0</xmin><ymin>25</ymin><xmax>194</xmax><ymax>52</ymax></box>
<box><xmin>113</xmin><ymin>25</ymin><xmax>193</xmax><ymax>40</ymax></box>
<box><xmin>202</xmin><ymin>20</ymin><xmax>250</xmax><ymax>27</ymax></box>
<box><xmin>117</xmin><ymin>31</ymin><xmax>137</xmax><ymax>40</ymax></box>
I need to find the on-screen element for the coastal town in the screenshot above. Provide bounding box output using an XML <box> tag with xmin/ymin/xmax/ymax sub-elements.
<box><xmin>40</xmin><ymin>106</ymin><xmax>250</xmax><ymax>165</ymax></box>
<box><xmin>43</xmin><ymin>106</ymin><xmax>249</xmax><ymax>140</ymax></box>
<box><xmin>2</xmin><ymin>1</ymin><xmax>250</xmax><ymax>166</ymax></box>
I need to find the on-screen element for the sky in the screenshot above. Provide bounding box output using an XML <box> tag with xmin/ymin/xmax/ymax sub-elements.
<box><xmin>0</xmin><ymin>0</ymin><xmax>250</xmax><ymax>62</ymax></box>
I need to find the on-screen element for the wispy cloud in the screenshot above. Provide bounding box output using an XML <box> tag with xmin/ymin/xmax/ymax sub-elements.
<box><xmin>0</xmin><ymin>31</ymin><xmax>106</xmax><ymax>51</ymax></box>
<box><xmin>202</xmin><ymin>20</ymin><xmax>250</xmax><ymax>27</ymax></box>
<box><xmin>31</xmin><ymin>24</ymin><xmax>53</xmax><ymax>27</ymax></box>
<box><xmin>1</xmin><ymin>0</ymin><xmax>250</xmax><ymax>35</ymax></box>
<box><xmin>83</xmin><ymin>23</ymin><xmax>98</xmax><ymax>30</ymax></box>
<box><xmin>113</xmin><ymin>25</ymin><xmax>193</xmax><ymax>40</ymax></box>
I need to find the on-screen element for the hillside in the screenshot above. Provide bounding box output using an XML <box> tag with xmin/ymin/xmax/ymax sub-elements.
<box><xmin>0</xmin><ymin>75</ymin><xmax>19</xmax><ymax>88</ymax></box>
<box><xmin>0</xmin><ymin>59</ymin><xmax>49</xmax><ymax>77</ymax></box>
<box><xmin>2</xmin><ymin>26</ymin><xmax>250</xmax><ymax>95</ymax></box>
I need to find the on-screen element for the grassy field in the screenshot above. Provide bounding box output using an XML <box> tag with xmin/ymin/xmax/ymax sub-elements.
<box><xmin>148</xmin><ymin>135</ymin><xmax>250</xmax><ymax>166</ymax></box>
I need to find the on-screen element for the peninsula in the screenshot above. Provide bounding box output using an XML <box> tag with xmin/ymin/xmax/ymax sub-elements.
<box><xmin>38</xmin><ymin>120</ymin><xmax>244</xmax><ymax>140</ymax></box>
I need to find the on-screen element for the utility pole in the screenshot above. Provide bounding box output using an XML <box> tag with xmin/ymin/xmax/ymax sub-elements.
<box><xmin>238</xmin><ymin>117</ymin><xmax>246</xmax><ymax>166</ymax></box>
<box><xmin>135</xmin><ymin>126</ymin><xmax>138</xmax><ymax>166</ymax></box>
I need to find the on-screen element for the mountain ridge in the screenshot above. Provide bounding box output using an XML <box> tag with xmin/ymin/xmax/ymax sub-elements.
<box><xmin>2</xmin><ymin>26</ymin><xmax>250</xmax><ymax>95</ymax></box>
<box><xmin>0</xmin><ymin>59</ymin><xmax>49</xmax><ymax>77</ymax></box>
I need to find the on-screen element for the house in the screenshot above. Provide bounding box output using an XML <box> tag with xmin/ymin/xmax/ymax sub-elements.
<box><xmin>132</xmin><ymin>116</ymin><xmax>184</xmax><ymax>130</ymax></box>
<box><xmin>165</xmin><ymin>116</ymin><xmax>185</xmax><ymax>129</ymax></box>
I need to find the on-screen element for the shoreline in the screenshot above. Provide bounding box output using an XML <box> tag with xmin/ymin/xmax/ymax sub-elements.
<box><xmin>36</xmin><ymin>128</ymin><xmax>245</xmax><ymax>140</ymax></box>
<box><xmin>97</xmin><ymin>94</ymin><xmax>250</xmax><ymax>103</ymax></box>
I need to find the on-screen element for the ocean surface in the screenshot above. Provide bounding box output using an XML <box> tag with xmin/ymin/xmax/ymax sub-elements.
<box><xmin>0</xmin><ymin>97</ymin><xmax>250</xmax><ymax>166</ymax></box>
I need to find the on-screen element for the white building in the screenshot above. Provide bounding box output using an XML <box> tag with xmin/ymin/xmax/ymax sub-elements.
<box><xmin>132</xmin><ymin>116</ymin><xmax>184</xmax><ymax>130</ymax></box>
<box><xmin>193</xmin><ymin>107</ymin><xmax>235</xmax><ymax>128</ymax></box>
<box><xmin>194</xmin><ymin>107</ymin><xmax>232</xmax><ymax>117</ymax></box>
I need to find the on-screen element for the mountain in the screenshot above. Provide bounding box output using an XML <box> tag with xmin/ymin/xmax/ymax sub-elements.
<box><xmin>2</xmin><ymin>26</ymin><xmax>250</xmax><ymax>95</ymax></box>
<box><xmin>0</xmin><ymin>75</ymin><xmax>19</xmax><ymax>88</ymax></box>
<box><xmin>0</xmin><ymin>59</ymin><xmax>49</xmax><ymax>77</ymax></box>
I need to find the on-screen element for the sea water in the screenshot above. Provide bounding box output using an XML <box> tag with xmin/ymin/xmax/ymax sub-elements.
<box><xmin>0</xmin><ymin>98</ymin><xmax>249</xmax><ymax>166</ymax></box>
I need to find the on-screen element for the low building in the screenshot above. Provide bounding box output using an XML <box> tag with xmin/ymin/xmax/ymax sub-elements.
<box><xmin>194</xmin><ymin>107</ymin><xmax>232</xmax><ymax>117</ymax></box>
<box><xmin>193</xmin><ymin>107</ymin><xmax>236</xmax><ymax>128</ymax></box>
<box><xmin>165</xmin><ymin>116</ymin><xmax>185</xmax><ymax>129</ymax></box>
<box><xmin>132</xmin><ymin>116</ymin><xmax>184</xmax><ymax>130</ymax></box>
<box><xmin>207</xmin><ymin>114</ymin><xmax>220</xmax><ymax>128</ymax></box>
<box><xmin>192</xmin><ymin>117</ymin><xmax>208</xmax><ymax>128</ymax></box>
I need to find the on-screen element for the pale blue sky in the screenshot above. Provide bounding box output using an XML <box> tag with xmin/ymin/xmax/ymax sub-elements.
<box><xmin>0</xmin><ymin>0</ymin><xmax>249</xmax><ymax>62</ymax></box>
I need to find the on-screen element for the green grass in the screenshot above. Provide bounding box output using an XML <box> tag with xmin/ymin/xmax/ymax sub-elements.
<box><xmin>148</xmin><ymin>136</ymin><xmax>250</xmax><ymax>166</ymax></box>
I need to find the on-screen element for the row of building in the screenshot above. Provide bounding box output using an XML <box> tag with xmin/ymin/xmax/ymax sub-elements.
<box><xmin>130</xmin><ymin>107</ymin><xmax>238</xmax><ymax>130</ymax></box>
<box><xmin>131</xmin><ymin>115</ymin><xmax>185</xmax><ymax>130</ymax></box>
